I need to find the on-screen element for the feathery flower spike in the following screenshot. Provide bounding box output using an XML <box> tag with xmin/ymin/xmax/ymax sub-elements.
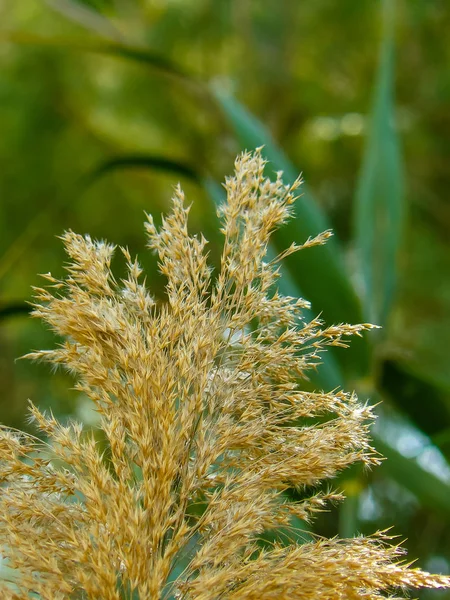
<box><xmin>0</xmin><ymin>150</ymin><xmax>448</xmax><ymax>599</ymax></box>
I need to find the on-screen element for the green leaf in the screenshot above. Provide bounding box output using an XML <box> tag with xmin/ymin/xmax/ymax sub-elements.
<box><xmin>44</xmin><ymin>0</ymin><xmax>121</xmax><ymax>41</ymax></box>
<box><xmin>374</xmin><ymin>435</ymin><xmax>450</xmax><ymax>518</ymax></box>
<box><xmin>212</xmin><ymin>90</ymin><xmax>370</xmax><ymax>377</ymax></box>
<box><xmin>338</xmin><ymin>466</ymin><xmax>365</xmax><ymax>538</ymax></box>
<box><xmin>354</xmin><ymin>0</ymin><xmax>404</xmax><ymax>326</ymax></box>
<box><xmin>379</xmin><ymin>358</ymin><xmax>450</xmax><ymax>450</ymax></box>
<box><xmin>83</xmin><ymin>155</ymin><xmax>202</xmax><ymax>188</ymax></box>
<box><xmin>5</xmin><ymin>33</ymin><xmax>194</xmax><ymax>83</ymax></box>
<box><xmin>0</xmin><ymin>303</ymin><xmax>29</xmax><ymax>321</ymax></box>
<box><xmin>98</xmin><ymin>43</ymin><xmax>195</xmax><ymax>82</ymax></box>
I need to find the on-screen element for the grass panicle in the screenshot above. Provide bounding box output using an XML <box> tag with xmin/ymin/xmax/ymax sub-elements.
<box><xmin>0</xmin><ymin>150</ymin><xmax>448</xmax><ymax>599</ymax></box>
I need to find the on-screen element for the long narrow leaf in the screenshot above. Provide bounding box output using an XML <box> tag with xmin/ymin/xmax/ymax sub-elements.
<box><xmin>354</xmin><ymin>0</ymin><xmax>404</xmax><ymax>326</ymax></box>
<box><xmin>374</xmin><ymin>436</ymin><xmax>450</xmax><ymax>517</ymax></box>
<box><xmin>83</xmin><ymin>155</ymin><xmax>201</xmax><ymax>188</ymax></box>
<box><xmin>0</xmin><ymin>303</ymin><xmax>30</xmax><ymax>321</ymax></box>
<box><xmin>5</xmin><ymin>34</ymin><xmax>194</xmax><ymax>83</ymax></box>
<box><xmin>44</xmin><ymin>0</ymin><xmax>122</xmax><ymax>41</ymax></box>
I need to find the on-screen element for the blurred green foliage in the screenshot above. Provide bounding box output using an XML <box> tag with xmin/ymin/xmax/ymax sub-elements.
<box><xmin>1</xmin><ymin>0</ymin><xmax>450</xmax><ymax>592</ymax></box>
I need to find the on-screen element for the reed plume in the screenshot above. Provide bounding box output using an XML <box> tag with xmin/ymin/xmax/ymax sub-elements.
<box><xmin>0</xmin><ymin>150</ymin><xmax>448</xmax><ymax>599</ymax></box>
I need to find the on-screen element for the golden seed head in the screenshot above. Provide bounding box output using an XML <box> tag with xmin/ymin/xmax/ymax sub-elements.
<box><xmin>0</xmin><ymin>150</ymin><xmax>448</xmax><ymax>598</ymax></box>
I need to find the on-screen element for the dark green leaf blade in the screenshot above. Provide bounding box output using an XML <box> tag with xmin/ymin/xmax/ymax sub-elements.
<box><xmin>83</xmin><ymin>155</ymin><xmax>201</xmax><ymax>188</ymax></box>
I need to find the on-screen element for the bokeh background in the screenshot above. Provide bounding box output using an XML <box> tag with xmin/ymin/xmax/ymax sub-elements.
<box><xmin>1</xmin><ymin>0</ymin><xmax>450</xmax><ymax>595</ymax></box>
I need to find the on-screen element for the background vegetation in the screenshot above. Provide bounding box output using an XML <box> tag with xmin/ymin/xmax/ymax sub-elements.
<box><xmin>1</xmin><ymin>0</ymin><xmax>450</xmax><ymax>595</ymax></box>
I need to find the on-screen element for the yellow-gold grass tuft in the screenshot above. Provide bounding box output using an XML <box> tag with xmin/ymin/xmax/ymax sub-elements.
<box><xmin>0</xmin><ymin>150</ymin><xmax>448</xmax><ymax>598</ymax></box>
